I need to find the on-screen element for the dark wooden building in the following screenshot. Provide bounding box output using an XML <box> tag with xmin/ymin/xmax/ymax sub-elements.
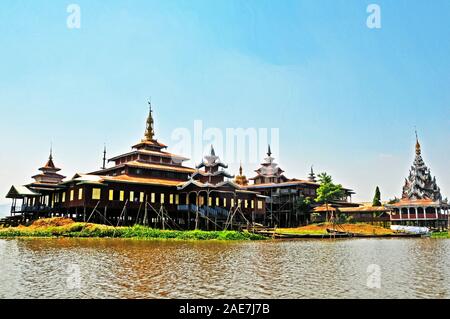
<box><xmin>245</xmin><ymin>148</ymin><xmax>355</xmax><ymax>227</ymax></box>
<box><xmin>5</xmin><ymin>103</ymin><xmax>265</xmax><ymax>230</ymax></box>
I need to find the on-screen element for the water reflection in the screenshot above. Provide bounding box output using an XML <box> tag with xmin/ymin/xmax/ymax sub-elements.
<box><xmin>0</xmin><ymin>238</ymin><xmax>449</xmax><ymax>299</ymax></box>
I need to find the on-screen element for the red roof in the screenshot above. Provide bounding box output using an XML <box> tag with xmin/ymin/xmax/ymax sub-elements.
<box><xmin>389</xmin><ymin>198</ymin><xmax>439</xmax><ymax>207</ymax></box>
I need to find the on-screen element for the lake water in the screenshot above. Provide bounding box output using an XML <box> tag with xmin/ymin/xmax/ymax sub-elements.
<box><xmin>0</xmin><ymin>238</ymin><xmax>449</xmax><ymax>299</ymax></box>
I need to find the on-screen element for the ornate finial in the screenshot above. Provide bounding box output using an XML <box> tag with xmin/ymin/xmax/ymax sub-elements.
<box><xmin>102</xmin><ymin>144</ymin><xmax>107</xmax><ymax>169</ymax></box>
<box><xmin>145</xmin><ymin>100</ymin><xmax>155</xmax><ymax>141</ymax></box>
<box><xmin>49</xmin><ymin>143</ymin><xmax>53</xmax><ymax>161</ymax></box>
<box><xmin>308</xmin><ymin>165</ymin><xmax>317</xmax><ymax>182</ymax></box>
<box><xmin>267</xmin><ymin>144</ymin><xmax>272</xmax><ymax>157</ymax></box>
<box><xmin>210</xmin><ymin>145</ymin><xmax>216</xmax><ymax>156</ymax></box>
<box><xmin>415</xmin><ymin>129</ymin><xmax>421</xmax><ymax>155</ymax></box>
<box><xmin>239</xmin><ymin>162</ymin><xmax>243</xmax><ymax>176</ymax></box>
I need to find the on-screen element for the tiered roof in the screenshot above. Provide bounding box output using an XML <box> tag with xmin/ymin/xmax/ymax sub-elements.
<box><xmin>308</xmin><ymin>166</ymin><xmax>317</xmax><ymax>183</ymax></box>
<box><xmin>90</xmin><ymin>102</ymin><xmax>193</xmax><ymax>182</ymax></box>
<box><xmin>179</xmin><ymin>145</ymin><xmax>238</xmax><ymax>190</ymax></box>
<box><xmin>250</xmin><ymin>145</ymin><xmax>288</xmax><ymax>184</ymax></box>
<box><xmin>31</xmin><ymin>148</ymin><xmax>66</xmax><ymax>185</ymax></box>
<box><xmin>401</xmin><ymin>134</ymin><xmax>442</xmax><ymax>201</ymax></box>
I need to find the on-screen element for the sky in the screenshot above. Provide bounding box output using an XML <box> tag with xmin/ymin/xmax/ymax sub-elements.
<box><xmin>0</xmin><ymin>0</ymin><xmax>449</xmax><ymax>207</ymax></box>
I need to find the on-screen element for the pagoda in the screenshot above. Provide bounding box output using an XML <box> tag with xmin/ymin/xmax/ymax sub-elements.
<box><xmin>401</xmin><ymin>135</ymin><xmax>442</xmax><ymax>201</ymax></box>
<box><xmin>90</xmin><ymin>102</ymin><xmax>194</xmax><ymax>182</ymax></box>
<box><xmin>31</xmin><ymin>148</ymin><xmax>66</xmax><ymax>186</ymax></box>
<box><xmin>178</xmin><ymin>145</ymin><xmax>265</xmax><ymax>229</ymax></box>
<box><xmin>6</xmin><ymin>148</ymin><xmax>66</xmax><ymax>214</ymax></box>
<box><xmin>187</xmin><ymin>145</ymin><xmax>234</xmax><ymax>186</ymax></box>
<box><xmin>250</xmin><ymin>145</ymin><xmax>288</xmax><ymax>185</ymax></box>
<box><xmin>308</xmin><ymin>166</ymin><xmax>317</xmax><ymax>183</ymax></box>
<box><xmin>387</xmin><ymin>133</ymin><xmax>449</xmax><ymax>229</ymax></box>
<box><xmin>234</xmin><ymin>163</ymin><xmax>249</xmax><ymax>186</ymax></box>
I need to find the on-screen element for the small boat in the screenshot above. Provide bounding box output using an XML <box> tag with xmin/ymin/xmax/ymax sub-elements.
<box><xmin>326</xmin><ymin>228</ymin><xmax>353</xmax><ymax>236</ymax></box>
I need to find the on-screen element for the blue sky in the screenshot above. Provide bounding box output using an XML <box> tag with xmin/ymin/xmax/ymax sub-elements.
<box><xmin>0</xmin><ymin>0</ymin><xmax>449</xmax><ymax>207</ymax></box>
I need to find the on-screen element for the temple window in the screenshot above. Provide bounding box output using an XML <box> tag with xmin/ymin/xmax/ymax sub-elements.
<box><xmin>130</xmin><ymin>191</ymin><xmax>135</xmax><ymax>202</ymax></box>
<box><xmin>92</xmin><ymin>188</ymin><xmax>101</xmax><ymax>200</ymax></box>
<box><xmin>251</xmin><ymin>200</ymin><xmax>254</xmax><ymax>209</ymax></box>
<box><xmin>223</xmin><ymin>198</ymin><xmax>227</xmax><ymax>207</ymax></box>
<box><xmin>70</xmin><ymin>190</ymin><xmax>74</xmax><ymax>201</ymax></box>
<box><xmin>208</xmin><ymin>197</ymin><xmax>212</xmax><ymax>206</ymax></box>
<box><xmin>216</xmin><ymin>198</ymin><xmax>219</xmax><ymax>206</ymax></box>
<box><xmin>140</xmin><ymin>192</ymin><xmax>144</xmax><ymax>203</ymax></box>
<box><xmin>257</xmin><ymin>201</ymin><xmax>263</xmax><ymax>210</ymax></box>
<box><xmin>151</xmin><ymin>193</ymin><xmax>156</xmax><ymax>203</ymax></box>
<box><xmin>78</xmin><ymin>188</ymin><xmax>83</xmax><ymax>200</ymax></box>
<box><xmin>160</xmin><ymin>193</ymin><xmax>165</xmax><ymax>204</ymax></box>
<box><xmin>169</xmin><ymin>194</ymin><xmax>174</xmax><ymax>204</ymax></box>
<box><xmin>119</xmin><ymin>191</ymin><xmax>124</xmax><ymax>201</ymax></box>
<box><xmin>109</xmin><ymin>190</ymin><xmax>114</xmax><ymax>201</ymax></box>
<box><xmin>62</xmin><ymin>192</ymin><xmax>66</xmax><ymax>203</ymax></box>
<box><xmin>175</xmin><ymin>194</ymin><xmax>179</xmax><ymax>205</ymax></box>
<box><xmin>245</xmin><ymin>200</ymin><xmax>248</xmax><ymax>208</ymax></box>
<box><xmin>231</xmin><ymin>198</ymin><xmax>235</xmax><ymax>207</ymax></box>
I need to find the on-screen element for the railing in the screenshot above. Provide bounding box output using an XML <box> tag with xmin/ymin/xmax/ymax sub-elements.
<box><xmin>11</xmin><ymin>205</ymin><xmax>52</xmax><ymax>213</ymax></box>
<box><xmin>177</xmin><ymin>204</ymin><xmax>229</xmax><ymax>219</ymax></box>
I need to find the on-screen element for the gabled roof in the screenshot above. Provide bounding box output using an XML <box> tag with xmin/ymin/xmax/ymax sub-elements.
<box><xmin>108</xmin><ymin>149</ymin><xmax>189</xmax><ymax>162</ymax></box>
<box><xmin>90</xmin><ymin>161</ymin><xmax>195</xmax><ymax>175</ymax></box>
<box><xmin>63</xmin><ymin>173</ymin><xmax>184</xmax><ymax>187</ymax></box>
<box><xmin>126</xmin><ymin>161</ymin><xmax>195</xmax><ymax>173</ymax></box>
<box><xmin>132</xmin><ymin>139</ymin><xmax>167</xmax><ymax>150</ymax></box>
<box><xmin>177</xmin><ymin>179</ymin><xmax>242</xmax><ymax>191</ymax></box>
<box><xmin>246</xmin><ymin>179</ymin><xmax>319</xmax><ymax>189</ymax></box>
<box><xmin>386</xmin><ymin>198</ymin><xmax>445</xmax><ymax>207</ymax></box>
<box><xmin>62</xmin><ymin>174</ymin><xmax>103</xmax><ymax>184</ymax></box>
<box><xmin>191</xmin><ymin>169</ymin><xmax>234</xmax><ymax>179</ymax></box>
<box><xmin>313</xmin><ymin>204</ymin><xmax>392</xmax><ymax>213</ymax></box>
<box><xmin>6</xmin><ymin>185</ymin><xmax>41</xmax><ymax>198</ymax></box>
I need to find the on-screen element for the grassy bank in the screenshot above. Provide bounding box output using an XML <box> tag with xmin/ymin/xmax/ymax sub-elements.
<box><xmin>276</xmin><ymin>223</ymin><xmax>395</xmax><ymax>236</ymax></box>
<box><xmin>0</xmin><ymin>218</ymin><xmax>266</xmax><ymax>241</ymax></box>
<box><xmin>431</xmin><ymin>232</ymin><xmax>450</xmax><ymax>239</ymax></box>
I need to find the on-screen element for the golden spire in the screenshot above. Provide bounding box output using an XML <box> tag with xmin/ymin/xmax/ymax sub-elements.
<box><xmin>145</xmin><ymin>100</ymin><xmax>155</xmax><ymax>141</ymax></box>
<box><xmin>235</xmin><ymin>161</ymin><xmax>248</xmax><ymax>186</ymax></box>
<box><xmin>415</xmin><ymin>129</ymin><xmax>421</xmax><ymax>155</ymax></box>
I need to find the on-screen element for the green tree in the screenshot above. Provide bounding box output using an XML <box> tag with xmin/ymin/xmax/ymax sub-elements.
<box><xmin>294</xmin><ymin>195</ymin><xmax>312</xmax><ymax>226</ymax></box>
<box><xmin>372</xmin><ymin>186</ymin><xmax>381</xmax><ymax>207</ymax></box>
<box><xmin>295</xmin><ymin>195</ymin><xmax>311</xmax><ymax>212</ymax></box>
<box><xmin>388</xmin><ymin>197</ymin><xmax>400</xmax><ymax>204</ymax></box>
<box><xmin>315</xmin><ymin>173</ymin><xmax>345</xmax><ymax>222</ymax></box>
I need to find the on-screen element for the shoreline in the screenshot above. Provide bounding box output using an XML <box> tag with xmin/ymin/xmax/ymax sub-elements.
<box><xmin>1</xmin><ymin>218</ymin><xmax>448</xmax><ymax>240</ymax></box>
<box><xmin>0</xmin><ymin>224</ymin><xmax>266</xmax><ymax>241</ymax></box>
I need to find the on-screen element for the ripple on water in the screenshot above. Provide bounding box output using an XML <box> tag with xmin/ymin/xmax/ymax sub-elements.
<box><xmin>0</xmin><ymin>238</ymin><xmax>449</xmax><ymax>299</ymax></box>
